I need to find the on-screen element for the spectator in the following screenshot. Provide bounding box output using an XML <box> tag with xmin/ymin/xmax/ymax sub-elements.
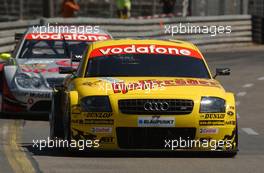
<box><xmin>62</xmin><ymin>0</ymin><xmax>80</xmax><ymax>18</ymax></box>
<box><xmin>116</xmin><ymin>0</ymin><xmax>131</xmax><ymax>19</ymax></box>
<box><xmin>160</xmin><ymin>0</ymin><xmax>176</xmax><ymax>15</ymax></box>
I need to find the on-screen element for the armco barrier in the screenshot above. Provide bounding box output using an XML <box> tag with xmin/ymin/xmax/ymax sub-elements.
<box><xmin>0</xmin><ymin>15</ymin><xmax>253</xmax><ymax>53</ymax></box>
<box><xmin>0</xmin><ymin>20</ymin><xmax>39</xmax><ymax>53</ymax></box>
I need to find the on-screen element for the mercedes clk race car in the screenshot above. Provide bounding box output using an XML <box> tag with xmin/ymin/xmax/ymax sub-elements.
<box><xmin>52</xmin><ymin>39</ymin><xmax>237</xmax><ymax>155</ymax></box>
<box><xmin>0</xmin><ymin>26</ymin><xmax>112</xmax><ymax>114</ymax></box>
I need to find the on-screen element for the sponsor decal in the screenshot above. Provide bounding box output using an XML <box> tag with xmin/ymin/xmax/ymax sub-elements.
<box><xmin>25</xmin><ymin>33</ymin><xmax>110</xmax><ymax>41</ymax></box>
<box><xmin>227</xmin><ymin>111</ymin><xmax>234</xmax><ymax>116</ymax></box>
<box><xmin>83</xmin><ymin>80</ymin><xmax>102</xmax><ymax>87</ymax></box>
<box><xmin>56</xmin><ymin>60</ymin><xmax>79</xmax><ymax>67</ymax></box>
<box><xmin>90</xmin><ymin>44</ymin><xmax>202</xmax><ymax>59</ymax></box>
<box><xmin>71</xmin><ymin>128</ymin><xmax>97</xmax><ymax>140</ymax></box>
<box><xmin>99</xmin><ymin>137</ymin><xmax>114</xmax><ymax>144</ymax></box>
<box><xmin>138</xmin><ymin>116</ymin><xmax>175</xmax><ymax>127</ymax></box>
<box><xmin>200</xmin><ymin>113</ymin><xmax>225</xmax><ymax>119</ymax></box>
<box><xmin>83</xmin><ymin>112</ymin><xmax>113</xmax><ymax>118</ymax></box>
<box><xmin>75</xmin><ymin>119</ymin><xmax>114</xmax><ymax>125</ymax></box>
<box><xmin>29</xmin><ymin>93</ymin><xmax>51</xmax><ymax>98</ymax></box>
<box><xmin>72</xmin><ymin>106</ymin><xmax>81</xmax><ymax>114</ymax></box>
<box><xmin>20</xmin><ymin>60</ymin><xmax>79</xmax><ymax>73</ymax></box>
<box><xmin>199</xmin><ymin>120</ymin><xmax>225</xmax><ymax>126</ymax></box>
<box><xmin>24</xmin><ymin>60</ymin><xmax>54</xmax><ymax>64</ymax></box>
<box><xmin>98</xmin><ymin>77</ymin><xmax>123</xmax><ymax>83</ymax></box>
<box><xmin>199</xmin><ymin>128</ymin><xmax>219</xmax><ymax>134</ymax></box>
<box><xmin>225</xmin><ymin>121</ymin><xmax>236</xmax><ymax>125</ymax></box>
<box><xmin>229</xmin><ymin>106</ymin><xmax>235</xmax><ymax>110</ymax></box>
<box><xmin>16</xmin><ymin>92</ymin><xmax>30</xmax><ymax>97</ymax></box>
<box><xmin>112</xmin><ymin>79</ymin><xmax>220</xmax><ymax>94</ymax></box>
<box><xmin>91</xmin><ymin>127</ymin><xmax>112</xmax><ymax>134</ymax></box>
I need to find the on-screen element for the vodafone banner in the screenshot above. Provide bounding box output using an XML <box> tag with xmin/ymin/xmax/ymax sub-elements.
<box><xmin>90</xmin><ymin>44</ymin><xmax>202</xmax><ymax>59</ymax></box>
<box><xmin>25</xmin><ymin>33</ymin><xmax>111</xmax><ymax>41</ymax></box>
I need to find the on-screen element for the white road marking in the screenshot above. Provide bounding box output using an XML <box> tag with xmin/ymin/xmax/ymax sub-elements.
<box><xmin>242</xmin><ymin>83</ymin><xmax>254</xmax><ymax>88</ymax></box>
<box><xmin>241</xmin><ymin>128</ymin><xmax>259</xmax><ymax>135</ymax></box>
<box><xmin>257</xmin><ymin>76</ymin><xmax>264</xmax><ymax>81</ymax></box>
<box><xmin>236</xmin><ymin>101</ymin><xmax>240</xmax><ymax>106</ymax></box>
<box><xmin>237</xmin><ymin>92</ymin><xmax>247</xmax><ymax>97</ymax></box>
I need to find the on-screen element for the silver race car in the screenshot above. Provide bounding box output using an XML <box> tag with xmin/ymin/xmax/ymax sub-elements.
<box><xmin>0</xmin><ymin>26</ymin><xmax>112</xmax><ymax>114</ymax></box>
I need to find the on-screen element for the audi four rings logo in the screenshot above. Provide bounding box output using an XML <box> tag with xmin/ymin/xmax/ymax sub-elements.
<box><xmin>144</xmin><ymin>101</ymin><xmax>170</xmax><ymax>111</ymax></box>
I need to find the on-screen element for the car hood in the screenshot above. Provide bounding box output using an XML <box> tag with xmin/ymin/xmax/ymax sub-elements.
<box><xmin>16</xmin><ymin>58</ymin><xmax>78</xmax><ymax>79</ymax></box>
<box><xmin>75</xmin><ymin>77</ymin><xmax>226</xmax><ymax>97</ymax></box>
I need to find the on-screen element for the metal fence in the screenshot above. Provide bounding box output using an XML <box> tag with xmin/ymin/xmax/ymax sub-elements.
<box><xmin>0</xmin><ymin>0</ymin><xmax>249</xmax><ymax>21</ymax></box>
<box><xmin>249</xmin><ymin>0</ymin><xmax>264</xmax><ymax>17</ymax></box>
<box><xmin>0</xmin><ymin>15</ymin><xmax>252</xmax><ymax>53</ymax></box>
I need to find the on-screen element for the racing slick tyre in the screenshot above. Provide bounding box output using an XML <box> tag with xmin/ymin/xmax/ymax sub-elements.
<box><xmin>0</xmin><ymin>92</ymin><xmax>2</xmax><ymax>116</ymax></box>
<box><xmin>63</xmin><ymin>100</ymin><xmax>74</xmax><ymax>152</ymax></box>
<box><xmin>63</xmin><ymin>100</ymin><xmax>71</xmax><ymax>142</ymax></box>
<box><xmin>50</xmin><ymin>90</ymin><xmax>64</xmax><ymax>139</ymax></box>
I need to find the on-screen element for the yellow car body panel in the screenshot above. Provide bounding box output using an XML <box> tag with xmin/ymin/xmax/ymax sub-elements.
<box><xmin>66</xmin><ymin>39</ymin><xmax>237</xmax><ymax>152</ymax></box>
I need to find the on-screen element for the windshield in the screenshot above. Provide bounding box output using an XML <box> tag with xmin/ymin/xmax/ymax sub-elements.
<box><xmin>19</xmin><ymin>40</ymin><xmax>89</xmax><ymax>59</ymax></box>
<box><xmin>86</xmin><ymin>54</ymin><xmax>210</xmax><ymax>79</ymax></box>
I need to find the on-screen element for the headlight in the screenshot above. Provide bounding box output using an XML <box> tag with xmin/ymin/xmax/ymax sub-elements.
<box><xmin>80</xmin><ymin>96</ymin><xmax>112</xmax><ymax>112</ymax></box>
<box><xmin>200</xmin><ymin>97</ymin><xmax>226</xmax><ymax>113</ymax></box>
<box><xmin>15</xmin><ymin>73</ymin><xmax>32</xmax><ymax>88</ymax></box>
<box><xmin>31</xmin><ymin>77</ymin><xmax>42</xmax><ymax>88</ymax></box>
<box><xmin>15</xmin><ymin>73</ymin><xmax>44</xmax><ymax>88</ymax></box>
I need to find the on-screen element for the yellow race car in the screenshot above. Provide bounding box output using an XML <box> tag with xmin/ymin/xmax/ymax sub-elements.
<box><xmin>50</xmin><ymin>39</ymin><xmax>237</xmax><ymax>155</ymax></box>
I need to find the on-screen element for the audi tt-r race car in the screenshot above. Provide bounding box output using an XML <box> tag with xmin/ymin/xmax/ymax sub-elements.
<box><xmin>51</xmin><ymin>39</ymin><xmax>237</xmax><ymax>155</ymax></box>
<box><xmin>0</xmin><ymin>26</ymin><xmax>112</xmax><ymax>115</ymax></box>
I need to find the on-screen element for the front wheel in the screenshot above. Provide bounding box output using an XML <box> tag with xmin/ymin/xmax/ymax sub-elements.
<box><xmin>63</xmin><ymin>100</ymin><xmax>71</xmax><ymax>142</ymax></box>
<box><xmin>50</xmin><ymin>91</ymin><xmax>64</xmax><ymax>139</ymax></box>
<box><xmin>0</xmin><ymin>92</ymin><xmax>3</xmax><ymax>116</ymax></box>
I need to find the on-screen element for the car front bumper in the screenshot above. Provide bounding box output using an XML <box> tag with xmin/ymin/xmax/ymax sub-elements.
<box><xmin>69</xmin><ymin>111</ymin><xmax>237</xmax><ymax>152</ymax></box>
<box><xmin>2</xmin><ymin>88</ymin><xmax>53</xmax><ymax>114</ymax></box>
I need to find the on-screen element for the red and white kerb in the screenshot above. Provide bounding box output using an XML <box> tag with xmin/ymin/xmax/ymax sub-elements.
<box><xmin>89</xmin><ymin>44</ymin><xmax>202</xmax><ymax>59</ymax></box>
<box><xmin>25</xmin><ymin>33</ymin><xmax>111</xmax><ymax>41</ymax></box>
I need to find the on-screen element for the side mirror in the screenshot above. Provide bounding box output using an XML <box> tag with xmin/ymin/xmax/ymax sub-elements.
<box><xmin>72</xmin><ymin>54</ymin><xmax>82</xmax><ymax>62</ymax></box>
<box><xmin>15</xmin><ymin>33</ymin><xmax>24</xmax><ymax>41</ymax></box>
<box><xmin>59</xmin><ymin>67</ymin><xmax>76</xmax><ymax>74</ymax></box>
<box><xmin>214</xmin><ymin>68</ymin><xmax>231</xmax><ymax>78</ymax></box>
<box><xmin>0</xmin><ymin>53</ymin><xmax>12</xmax><ymax>62</ymax></box>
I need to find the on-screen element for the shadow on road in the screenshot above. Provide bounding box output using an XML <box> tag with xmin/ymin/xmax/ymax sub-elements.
<box><xmin>0</xmin><ymin>114</ymin><xmax>49</xmax><ymax>121</ymax></box>
<box><xmin>23</xmin><ymin>143</ymin><xmax>236</xmax><ymax>158</ymax></box>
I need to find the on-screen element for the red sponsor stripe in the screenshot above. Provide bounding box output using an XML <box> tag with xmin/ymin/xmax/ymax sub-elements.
<box><xmin>89</xmin><ymin>44</ymin><xmax>202</xmax><ymax>59</ymax></box>
<box><xmin>25</xmin><ymin>33</ymin><xmax>111</xmax><ymax>41</ymax></box>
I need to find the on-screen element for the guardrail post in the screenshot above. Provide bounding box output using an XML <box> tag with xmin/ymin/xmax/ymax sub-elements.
<box><xmin>43</xmin><ymin>0</ymin><xmax>54</xmax><ymax>18</ymax></box>
<box><xmin>252</xmin><ymin>16</ymin><xmax>264</xmax><ymax>44</ymax></box>
<box><xmin>19</xmin><ymin>0</ymin><xmax>24</xmax><ymax>20</ymax></box>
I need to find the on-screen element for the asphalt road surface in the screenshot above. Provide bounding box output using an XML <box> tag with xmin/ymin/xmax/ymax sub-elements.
<box><xmin>1</xmin><ymin>48</ymin><xmax>264</xmax><ymax>173</ymax></box>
